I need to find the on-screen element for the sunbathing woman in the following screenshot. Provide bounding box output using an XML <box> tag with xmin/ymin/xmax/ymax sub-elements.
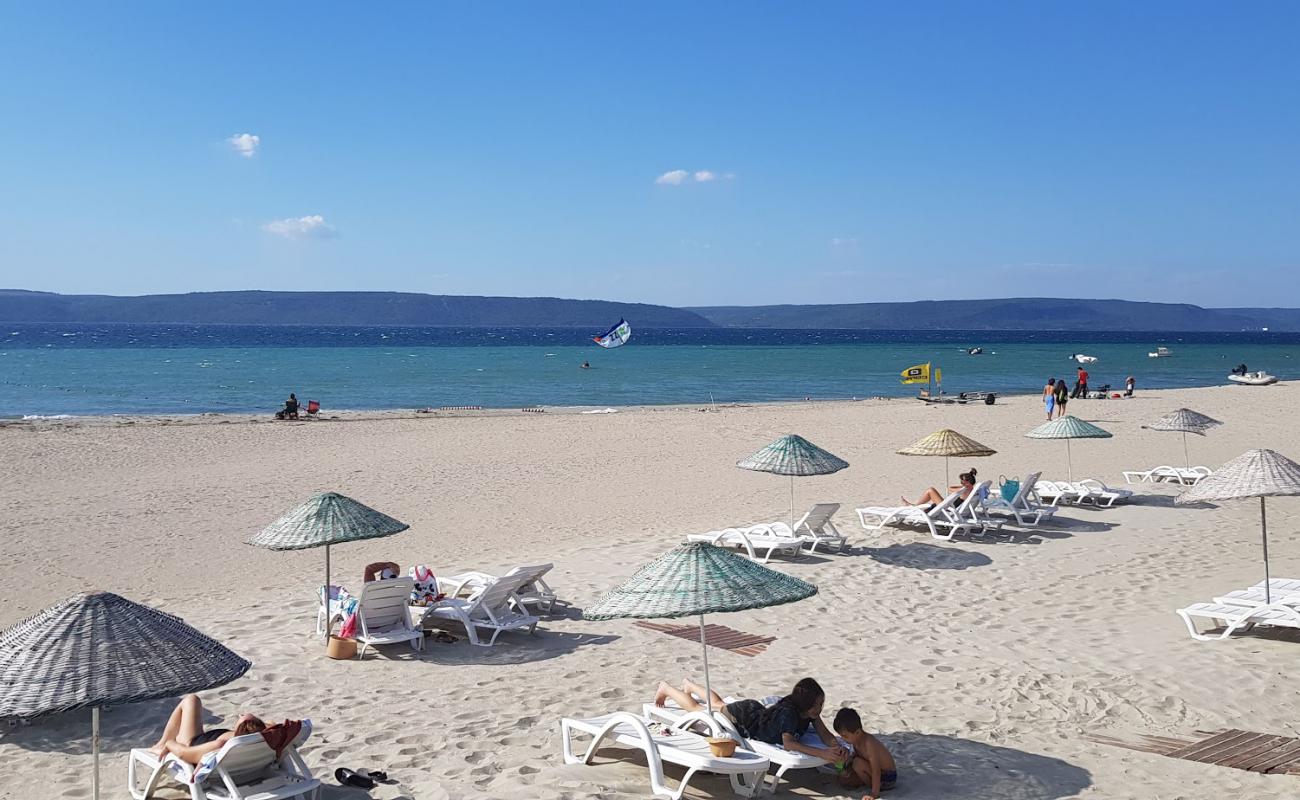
<box><xmin>653</xmin><ymin>677</ymin><xmax>847</xmax><ymax>762</ymax></box>
<box><xmin>147</xmin><ymin>694</ymin><xmax>265</xmax><ymax>764</ymax></box>
<box><xmin>902</xmin><ymin>470</ymin><xmax>977</xmax><ymax>510</ymax></box>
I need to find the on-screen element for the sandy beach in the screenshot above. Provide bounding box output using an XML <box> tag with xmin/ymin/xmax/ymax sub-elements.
<box><xmin>2</xmin><ymin>384</ymin><xmax>1298</xmax><ymax>800</ymax></box>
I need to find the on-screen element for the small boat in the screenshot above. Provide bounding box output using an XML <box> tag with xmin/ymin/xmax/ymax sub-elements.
<box><xmin>1228</xmin><ymin>371</ymin><xmax>1278</xmax><ymax>386</ymax></box>
<box><xmin>1148</xmin><ymin>347</ymin><xmax>1173</xmax><ymax>358</ymax></box>
<box><xmin>1070</xmin><ymin>353</ymin><xmax>1097</xmax><ymax>364</ymax></box>
<box><xmin>966</xmin><ymin>347</ymin><xmax>983</xmax><ymax>355</ymax></box>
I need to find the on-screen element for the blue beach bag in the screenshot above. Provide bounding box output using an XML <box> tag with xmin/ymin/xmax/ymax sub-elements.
<box><xmin>1000</xmin><ymin>477</ymin><xmax>1020</xmax><ymax>502</ymax></box>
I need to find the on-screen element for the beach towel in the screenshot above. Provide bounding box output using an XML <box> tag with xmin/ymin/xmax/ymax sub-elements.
<box><xmin>260</xmin><ymin>719</ymin><xmax>304</xmax><ymax>759</ymax></box>
<box><xmin>321</xmin><ymin>585</ymin><xmax>359</xmax><ymax>638</ymax></box>
<box><xmin>409</xmin><ymin>564</ymin><xmax>444</xmax><ymax>606</ymax></box>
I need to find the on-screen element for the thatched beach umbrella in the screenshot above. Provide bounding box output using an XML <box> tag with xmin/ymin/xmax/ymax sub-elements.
<box><xmin>247</xmin><ymin>492</ymin><xmax>409</xmax><ymax>640</ymax></box>
<box><xmin>0</xmin><ymin>592</ymin><xmax>250</xmax><ymax>800</ymax></box>
<box><xmin>1024</xmin><ymin>416</ymin><xmax>1112</xmax><ymax>481</ymax></box>
<box><xmin>737</xmin><ymin>434</ymin><xmax>848</xmax><ymax>528</ymax></box>
<box><xmin>1149</xmin><ymin>408</ymin><xmax>1223</xmax><ymax>469</ymax></box>
<box><xmin>897</xmin><ymin>428</ymin><xmax>996</xmax><ymax>486</ymax></box>
<box><xmin>586</xmin><ymin>541</ymin><xmax>816</xmax><ymax>720</ymax></box>
<box><xmin>1176</xmin><ymin>449</ymin><xmax>1300</xmax><ymax>603</ymax></box>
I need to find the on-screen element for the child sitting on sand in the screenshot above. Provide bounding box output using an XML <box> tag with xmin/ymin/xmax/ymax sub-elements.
<box><xmin>832</xmin><ymin>708</ymin><xmax>897</xmax><ymax>799</ymax></box>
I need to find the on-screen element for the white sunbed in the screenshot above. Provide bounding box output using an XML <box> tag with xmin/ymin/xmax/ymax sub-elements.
<box><xmin>856</xmin><ymin>490</ymin><xmax>988</xmax><ymax>541</ymax></box>
<box><xmin>641</xmin><ymin>700</ymin><xmax>835</xmax><ymax>794</ymax></box>
<box><xmin>790</xmin><ymin>503</ymin><xmax>848</xmax><ymax>553</ymax></box>
<box><xmin>1176</xmin><ymin>601</ymin><xmax>1300</xmax><ymax>641</ymax></box>
<box><xmin>439</xmin><ymin>563</ymin><xmax>558</xmax><ymax>614</ymax></box>
<box><xmin>1123</xmin><ymin>465</ymin><xmax>1213</xmax><ymax>485</ymax></box>
<box><xmin>1212</xmin><ymin>578</ymin><xmax>1300</xmax><ymax>607</ymax></box>
<box><xmin>128</xmin><ymin>720</ymin><xmax>319</xmax><ymax>800</ymax></box>
<box><xmin>951</xmin><ymin>481</ymin><xmax>1006</xmax><ymax>538</ymax></box>
<box><xmin>417</xmin><ymin>571</ymin><xmax>540</xmax><ymax>646</ymax></box>
<box><xmin>1032</xmin><ymin>480</ymin><xmax>1087</xmax><ymax>506</ymax></box>
<box><xmin>560</xmin><ymin>710</ymin><xmax>769</xmax><ymax>800</ymax></box>
<box><xmin>1072</xmin><ymin>478</ymin><xmax>1133</xmax><ymax>507</ymax></box>
<box><xmin>352</xmin><ymin>577</ymin><xmax>425</xmax><ymax>659</ymax></box>
<box><xmin>685</xmin><ymin>526</ymin><xmax>807</xmax><ymax>563</ymax></box>
<box><xmin>979</xmin><ymin>472</ymin><xmax>1057</xmax><ymax>526</ymax></box>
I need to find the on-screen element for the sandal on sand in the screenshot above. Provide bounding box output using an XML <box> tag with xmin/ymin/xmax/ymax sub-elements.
<box><xmin>335</xmin><ymin>767</ymin><xmax>376</xmax><ymax>789</ymax></box>
<box><xmin>360</xmin><ymin>768</ymin><xmax>390</xmax><ymax>783</ymax></box>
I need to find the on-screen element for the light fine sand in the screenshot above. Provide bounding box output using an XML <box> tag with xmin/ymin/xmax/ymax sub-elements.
<box><xmin>2</xmin><ymin>385</ymin><xmax>1298</xmax><ymax>799</ymax></box>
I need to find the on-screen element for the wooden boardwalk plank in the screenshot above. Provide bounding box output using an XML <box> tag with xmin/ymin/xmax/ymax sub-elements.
<box><xmin>1093</xmin><ymin>727</ymin><xmax>1300</xmax><ymax>777</ymax></box>
<box><xmin>634</xmin><ymin>621</ymin><xmax>775</xmax><ymax>656</ymax></box>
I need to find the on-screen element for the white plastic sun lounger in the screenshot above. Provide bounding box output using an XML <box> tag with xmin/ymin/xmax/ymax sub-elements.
<box><xmin>1071</xmin><ymin>478</ymin><xmax>1133</xmax><ymax>506</ymax></box>
<box><xmin>951</xmin><ymin>481</ymin><xmax>1005</xmax><ymax>537</ymax></box>
<box><xmin>128</xmin><ymin>721</ymin><xmax>319</xmax><ymax>800</ymax></box>
<box><xmin>352</xmin><ymin>577</ymin><xmax>424</xmax><ymax>659</ymax></box>
<box><xmin>418</xmin><ymin>571</ymin><xmax>539</xmax><ymax>646</ymax></box>
<box><xmin>685</xmin><ymin>527</ymin><xmax>807</xmax><ymax>563</ymax></box>
<box><xmin>560</xmin><ymin>711</ymin><xmax>769</xmax><ymax>799</ymax></box>
<box><xmin>856</xmin><ymin>490</ymin><xmax>985</xmax><ymax>541</ymax></box>
<box><xmin>980</xmin><ymin>472</ymin><xmax>1057</xmax><ymax>526</ymax></box>
<box><xmin>439</xmin><ymin>563</ymin><xmax>558</xmax><ymax>613</ymax></box>
<box><xmin>790</xmin><ymin>503</ymin><xmax>848</xmax><ymax>553</ymax></box>
<box><xmin>1177</xmin><ymin>601</ymin><xmax>1300</xmax><ymax>641</ymax></box>
<box><xmin>1123</xmin><ymin>465</ymin><xmax>1213</xmax><ymax>485</ymax></box>
<box><xmin>1212</xmin><ymin>578</ymin><xmax>1300</xmax><ymax>607</ymax></box>
<box><xmin>1033</xmin><ymin>480</ymin><xmax>1087</xmax><ymax>506</ymax></box>
<box><xmin>641</xmin><ymin>701</ymin><xmax>833</xmax><ymax>794</ymax></box>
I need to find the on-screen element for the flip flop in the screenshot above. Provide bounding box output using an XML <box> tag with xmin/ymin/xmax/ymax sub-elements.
<box><xmin>335</xmin><ymin>767</ymin><xmax>376</xmax><ymax>789</ymax></box>
<box><xmin>359</xmin><ymin>768</ymin><xmax>390</xmax><ymax>783</ymax></box>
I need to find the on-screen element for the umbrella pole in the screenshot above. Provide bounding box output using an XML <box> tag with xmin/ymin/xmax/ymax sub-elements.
<box><xmin>1262</xmin><ymin>497</ymin><xmax>1271</xmax><ymax>604</ymax></box>
<box><xmin>945</xmin><ymin>455</ymin><xmax>950</xmax><ymax>488</ymax></box>
<box><xmin>1183</xmin><ymin>431</ymin><xmax>1190</xmax><ymax>470</ymax></box>
<box><xmin>323</xmin><ymin>544</ymin><xmax>332</xmax><ymax>644</ymax></box>
<box><xmin>789</xmin><ymin>475</ymin><xmax>795</xmax><ymax>530</ymax></box>
<box><xmin>699</xmin><ymin>614</ymin><xmax>713</xmax><ymax>722</ymax></box>
<box><xmin>1066</xmin><ymin>438</ymin><xmax>1073</xmax><ymax>482</ymax></box>
<box><xmin>92</xmin><ymin>706</ymin><xmax>100</xmax><ymax>800</ymax></box>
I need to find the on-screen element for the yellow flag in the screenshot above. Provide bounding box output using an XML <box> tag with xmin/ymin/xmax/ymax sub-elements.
<box><xmin>900</xmin><ymin>363</ymin><xmax>930</xmax><ymax>384</ymax></box>
<box><xmin>935</xmin><ymin>367</ymin><xmax>942</xmax><ymax>384</ymax></box>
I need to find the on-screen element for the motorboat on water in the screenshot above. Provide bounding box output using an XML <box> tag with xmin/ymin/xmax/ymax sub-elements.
<box><xmin>1148</xmin><ymin>347</ymin><xmax>1173</xmax><ymax>358</ymax></box>
<box><xmin>1228</xmin><ymin>371</ymin><xmax>1278</xmax><ymax>386</ymax></box>
<box><xmin>966</xmin><ymin>347</ymin><xmax>983</xmax><ymax>355</ymax></box>
<box><xmin>1070</xmin><ymin>353</ymin><xmax>1097</xmax><ymax>364</ymax></box>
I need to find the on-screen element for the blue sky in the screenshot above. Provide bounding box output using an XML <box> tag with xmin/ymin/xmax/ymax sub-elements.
<box><xmin>1</xmin><ymin>2</ymin><xmax>1296</xmax><ymax>307</ymax></box>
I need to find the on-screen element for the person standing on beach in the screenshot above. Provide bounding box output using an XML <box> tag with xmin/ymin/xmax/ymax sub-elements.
<box><xmin>1053</xmin><ymin>377</ymin><xmax>1069</xmax><ymax>418</ymax></box>
<box><xmin>1125</xmin><ymin>375</ymin><xmax>1136</xmax><ymax>397</ymax></box>
<box><xmin>1043</xmin><ymin>378</ymin><xmax>1056</xmax><ymax>421</ymax></box>
<box><xmin>1072</xmin><ymin>366</ymin><xmax>1089</xmax><ymax>399</ymax></box>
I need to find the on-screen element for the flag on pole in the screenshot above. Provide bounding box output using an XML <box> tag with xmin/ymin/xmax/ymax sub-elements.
<box><xmin>900</xmin><ymin>363</ymin><xmax>931</xmax><ymax>384</ymax></box>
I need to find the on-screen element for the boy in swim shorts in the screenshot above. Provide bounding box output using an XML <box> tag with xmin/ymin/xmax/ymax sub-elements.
<box><xmin>833</xmin><ymin>708</ymin><xmax>897</xmax><ymax>799</ymax></box>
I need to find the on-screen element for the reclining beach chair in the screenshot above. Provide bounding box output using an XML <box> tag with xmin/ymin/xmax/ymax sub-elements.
<box><xmin>419</xmin><ymin>571</ymin><xmax>539</xmax><ymax>646</ymax></box>
<box><xmin>685</xmin><ymin>526</ymin><xmax>807</xmax><ymax>563</ymax></box>
<box><xmin>560</xmin><ymin>710</ymin><xmax>769</xmax><ymax>800</ymax></box>
<box><xmin>304</xmin><ymin>400</ymin><xmax>320</xmax><ymax>419</ymax></box>
<box><xmin>1033</xmin><ymin>480</ymin><xmax>1087</xmax><ymax>506</ymax></box>
<box><xmin>790</xmin><ymin>503</ymin><xmax>848</xmax><ymax>553</ymax></box>
<box><xmin>438</xmin><ymin>563</ymin><xmax>558</xmax><ymax>614</ymax></box>
<box><xmin>353</xmin><ymin>577</ymin><xmax>424</xmax><ymax>658</ymax></box>
<box><xmin>1070</xmin><ymin>478</ymin><xmax>1133</xmax><ymax>506</ymax></box>
<box><xmin>979</xmin><ymin>472</ymin><xmax>1057</xmax><ymax>526</ymax></box>
<box><xmin>1211</xmin><ymin>578</ymin><xmax>1300</xmax><ymax>608</ymax></box>
<box><xmin>642</xmin><ymin>700</ymin><xmax>833</xmax><ymax>794</ymax></box>
<box><xmin>128</xmin><ymin>720</ymin><xmax>319</xmax><ymax>800</ymax></box>
<box><xmin>856</xmin><ymin>490</ymin><xmax>984</xmax><ymax>541</ymax></box>
<box><xmin>1177</xmin><ymin>600</ymin><xmax>1300</xmax><ymax>641</ymax></box>
<box><xmin>1122</xmin><ymin>465</ymin><xmax>1213</xmax><ymax>485</ymax></box>
<box><xmin>950</xmin><ymin>481</ymin><xmax>1005</xmax><ymax>538</ymax></box>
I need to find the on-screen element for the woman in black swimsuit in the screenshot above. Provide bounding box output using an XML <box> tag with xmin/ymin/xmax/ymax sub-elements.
<box><xmin>902</xmin><ymin>470</ymin><xmax>977</xmax><ymax>510</ymax></box>
<box><xmin>147</xmin><ymin>694</ymin><xmax>266</xmax><ymax>764</ymax></box>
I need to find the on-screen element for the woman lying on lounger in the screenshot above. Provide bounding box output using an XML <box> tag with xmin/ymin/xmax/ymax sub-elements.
<box><xmin>653</xmin><ymin>677</ymin><xmax>848</xmax><ymax>761</ymax></box>
<box><xmin>146</xmin><ymin>694</ymin><xmax>266</xmax><ymax>764</ymax></box>
<box><xmin>902</xmin><ymin>469</ymin><xmax>977</xmax><ymax>511</ymax></box>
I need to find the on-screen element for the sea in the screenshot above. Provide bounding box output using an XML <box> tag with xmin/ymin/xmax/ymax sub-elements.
<box><xmin>1</xmin><ymin>323</ymin><xmax>1297</xmax><ymax>418</ymax></box>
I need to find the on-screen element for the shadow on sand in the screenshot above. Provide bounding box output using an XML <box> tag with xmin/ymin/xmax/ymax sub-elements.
<box><xmin>855</xmin><ymin>542</ymin><xmax>993</xmax><ymax>570</ymax></box>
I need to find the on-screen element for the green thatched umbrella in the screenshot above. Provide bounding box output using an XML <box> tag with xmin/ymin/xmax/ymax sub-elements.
<box><xmin>897</xmin><ymin>428</ymin><xmax>996</xmax><ymax>486</ymax></box>
<box><xmin>0</xmin><ymin>592</ymin><xmax>250</xmax><ymax>800</ymax></box>
<box><xmin>248</xmin><ymin>492</ymin><xmax>410</xmax><ymax>641</ymax></box>
<box><xmin>1149</xmin><ymin>408</ymin><xmax>1223</xmax><ymax>469</ymax></box>
<box><xmin>737</xmin><ymin>434</ymin><xmax>849</xmax><ymax>528</ymax></box>
<box><xmin>587</xmin><ymin>541</ymin><xmax>816</xmax><ymax>719</ymax></box>
<box><xmin>1177</xmin><ymin>449</ymin><xmax>1300</xmax><ymax>603</ymax></box>
<box><xmin>1024</xmin><ymin>416</ymin><xmax>1112</xmax><ymax>480</ymax></box>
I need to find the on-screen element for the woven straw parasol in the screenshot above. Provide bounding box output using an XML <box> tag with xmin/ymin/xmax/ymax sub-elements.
<box><xmin>0</xmin><ymin>592</ymin><xmax>250</xmax><ymax>800</ymax></box>
<box><xmin>586</xmin><ymin>541</ymin><xmax>816</xmax><ymax>721</ymax></box>
<box><xmin>897</xmin><ymin>428</ymin><xmax>996</xmax><ymax>486</ymax></box>
<box><xmin>1024</xmin><ymin>415</ymin><xmax>1112</xmax><ymax>481</ymax></box>
<box><xmin>248</xmin><ymin>492</ymin><xmax>410</xmax><ymax>642</ymax></box>
<box><xmin>737</xmin><ymin>434</ymin><xmax>848</xmax><ymax>528</ymax></box>
<box><xmin>1176</xmin><ymin>449</ymin><xmax>1300</xmax><ymax>603</ymax></box>
<box><xmin>1149</xmin><ymin>408</ymin><xmax>1224</xmax><ymax>469</ymax></box>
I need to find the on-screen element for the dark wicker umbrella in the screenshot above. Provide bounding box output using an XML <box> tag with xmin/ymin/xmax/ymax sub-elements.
<box><xmin>247</xmin><ymin>492</ymin><xmax>410</xmax><ymax>641</ymax></box>
<box><xmin>1149</xmin><ymin>408</ymin><xmax>1223</xmax><ymax>469</ymax></box>
<box><xmin>0</xmin><ymin>592</ymin><xmax>250</xmax><ymax>800</ymax></box>
<box><xmin>586</xmin><ymin>542</ymin><xmax>816</xmax><ymax>719</ymax></box>
<box><xmin>737</xmin><ymin>435</ymin><xmax>849</xmax><ymax>528</ymax></box>
<box><xmin>1177</xmin><ymin>449</ymin><xmax>1300</xmax><ymax>603</ymax></box>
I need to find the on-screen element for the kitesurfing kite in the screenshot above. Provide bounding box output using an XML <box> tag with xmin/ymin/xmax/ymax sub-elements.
<box><xmin>593</xmin><ymin>318</ymin><xmax>632</xmax><ymax>348</ymax></box>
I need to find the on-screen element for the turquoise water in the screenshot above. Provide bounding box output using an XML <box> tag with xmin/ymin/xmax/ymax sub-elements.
<box><xmin>2</xmin><ymin>325</ymin><xmax>1297</xmax><ymax>417</ymax></box>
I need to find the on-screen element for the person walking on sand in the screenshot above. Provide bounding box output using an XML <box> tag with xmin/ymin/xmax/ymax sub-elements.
<box><xmin>1053</xmin><ymin>377</ymin><xmax>1069</xmax><ymax>418</ymax></box>
<box><xmin>1043</xmin><ymin>378</ymin><xmax>1056</xmax><ymax>421</ymax></box>
<box><xmin>1072</xmin><ymin>366</ymin><xmax>1089</xmax><ymax>399</ymax></box>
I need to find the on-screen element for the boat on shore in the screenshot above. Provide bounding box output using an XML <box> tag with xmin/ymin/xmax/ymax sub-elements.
<box><xmin>1228</xmin><ymin>371</ymin><xmax>1278</xmax><ymax>386</ymax></box>
<box><xmin>1149</xmin><ymin>346</ymin><xmax>1173</xmax><ymax>358</ymax></box>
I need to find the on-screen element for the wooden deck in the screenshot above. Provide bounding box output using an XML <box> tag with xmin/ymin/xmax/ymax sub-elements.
<box><xmin>633</xmin><ymin>621</ymin><xmax>775</xmax><ymax>657</ymax></box>
<box><xmin>1087</xmin><ymin>728</ymin><xmax>1300</xmax><ymax>775</ymax></box>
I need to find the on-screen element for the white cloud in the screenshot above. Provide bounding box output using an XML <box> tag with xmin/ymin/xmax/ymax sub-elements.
<box><xmin>656</xmin><ymin>169</ymin><xmax>734</xmax><ymax>186</ymax></box>
<box><xmin>693</xmin><ymin>170</ymin><xmax>717</xmax><ymax>182</ymax></box>
<box><xmin>831</xmin><ymin>237</ymin><xmax>860</xmax><ymax>247</ymax></box>
<box><xmin>261</xmin><ymin>215</ymin><xmax>337</xmax><ymax>239</ymax></box>
<box><xmin>655</xmin><ymin>169</ymin><xmax>690</xmax><ymax>185</ymax></box>
<box><xmin>227</xmin><ymin>133</ymin><xmax>260</xmax><ymax>158</ymax></box>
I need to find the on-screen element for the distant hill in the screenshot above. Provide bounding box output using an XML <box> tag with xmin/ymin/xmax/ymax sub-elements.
<box><xmin>0</xmin><ymin>290</ymin><xmax>715</xmax><ymax>328</ymax></box>
<box><xmin>690</xmin><ymin>298</ymin><xmax>1292</xmax><ymax>331</ymax></box>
